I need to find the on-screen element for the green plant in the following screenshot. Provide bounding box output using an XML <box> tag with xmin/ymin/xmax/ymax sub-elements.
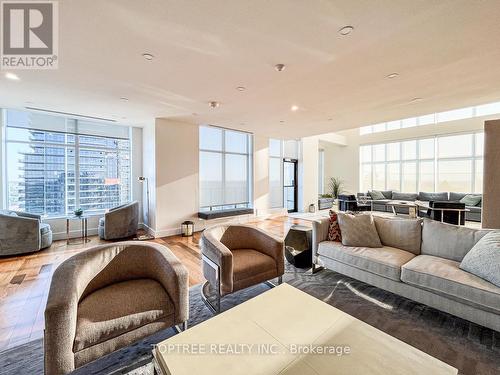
<box><xmin>320</xmin><ymin>193</ymin><xmax>333</xmax><ymax>198</ymax></box>
<box><xmin>329</xmin><ymin>177</ymin><xmax>345</xmax><ymax>199</ymax></box>
<box><xmin>74</xmin><ymin>208</ymin><xmax>83</xmax><ymax>217</ymax></box>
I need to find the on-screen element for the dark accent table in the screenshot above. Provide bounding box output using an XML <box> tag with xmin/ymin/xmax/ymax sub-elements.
<box><xmin>284</xmin><ymin>225</ymin><xmax>312</xmax><ymax>268</ymax></box>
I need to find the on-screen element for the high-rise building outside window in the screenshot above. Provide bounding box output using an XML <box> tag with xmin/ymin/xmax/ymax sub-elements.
<box><xmin>4</xmin><ymin>109</ymin><xmax>131</xmax><ymax>217</ymax></box>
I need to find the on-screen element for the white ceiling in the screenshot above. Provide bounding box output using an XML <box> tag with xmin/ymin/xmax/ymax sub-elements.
<box><xmin>2</xmin><ymin>0</ymin><xmax>500</xmax><ymax>138</ymax></box>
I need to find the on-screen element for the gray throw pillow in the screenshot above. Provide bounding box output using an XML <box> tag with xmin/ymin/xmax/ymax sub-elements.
<box><xmin>460</xmin><ymin>231</ymin><xmax>500</xmax><ymax>287</ymax></box>
<box><xmin>460</xmin><ymin>194</ymin><xmax>482</xmax><ymax>207</ymax></box>
<box><xmin>337</xmin><ymin>212</ymin><xmax>382</xmax><ymax>248</ymax></box>
<box><xmin>369</xmin><ymin>190</ymin><xmax>385</xmax><ymax>200</ymax></box>
<box><xmin>374</xmin><ymin>217</ymin><xmax>423</xmax><ymax>254</ymax></box>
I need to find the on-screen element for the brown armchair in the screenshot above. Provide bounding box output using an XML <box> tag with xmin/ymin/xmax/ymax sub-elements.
<box><xmin>44</xmin><ymin>241</ymin><xmax>189</xmax><ymax>375</ymax></box>
<box><xmin>200</xmin><ymin>225</ymin><xmax>284</xmax><ymax>313</ymax></box>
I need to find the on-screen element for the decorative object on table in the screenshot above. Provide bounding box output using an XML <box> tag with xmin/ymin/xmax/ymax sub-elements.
<box><xmin>199</xmin><ymin>225</ymin><xmax>284</xmax><ymax>313</ymax></box>
<box><xmin>98</xmin><ymin>201</ymin><xmax>139</xmax><ymax>240</ymax></box>
<box><xmin>74</xmin><ymin>208</ymin><xmax>83</xmax><ymax>217</ymax></box>
<box><xmin>284</xmin><ymin>224</ymin><xmax>313</xmax><ymax>268</ymax></box>
<box><xmin>181</xmin><ymin>221</ymin><xmax>194</xmax><ymax>237</ymax></box>
<box><xmin>66</xmin><ymin>215</ymin><xmax>90</xmax><ymax>245</ymax></box>
<box><xmin>328</xmin><ymin>177</ymin><xmax>344</xmax><ymax>200</ymax></box>
<box><xmin>0</xmin><ymin>210</ymin><xmax>52</xmax><ymax>255</ymax></box>
<box><xmin>44</xmin><ymin>241</ymin><xmax>189</xmax><ymax>375</ymax></box>
<box><xmin>327</xmin><ymin>210</ymin><xmax>342</xmax><ymax>242</ymax></box>
<box><xmin>308</xmin><ymin>203</ymin><xmax>316</xmax><ymax>213</ymax></box>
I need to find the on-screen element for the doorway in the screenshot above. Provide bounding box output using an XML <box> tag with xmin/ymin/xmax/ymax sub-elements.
<box><xmin>283</xmin><ymin>159</ymin><xmax>298</xmax><ymax>213</ymax></box>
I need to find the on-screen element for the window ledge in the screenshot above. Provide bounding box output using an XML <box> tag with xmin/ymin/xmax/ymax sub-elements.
<box><xmin>198</xmin><ymin>208</ymin><xmax>254</xmax><ymax>220</ymax></box>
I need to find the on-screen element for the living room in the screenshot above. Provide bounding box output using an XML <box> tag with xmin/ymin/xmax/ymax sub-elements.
<box><xmin>0</xmin><ymin>1</ymin><xmax>499</xmax><ymax>375</ymax></box>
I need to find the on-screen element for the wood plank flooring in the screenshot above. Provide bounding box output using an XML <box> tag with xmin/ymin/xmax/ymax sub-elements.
<box><xmin>0</xmin><ymin>215</ymin><xmax>310</xmax><ymax>351</ymax></box>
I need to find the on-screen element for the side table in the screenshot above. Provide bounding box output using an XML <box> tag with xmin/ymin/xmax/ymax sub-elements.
<box><xmin>66</xmin><ymin>215</ymin><xmax>91</xmax><ymax>245</ymax></box>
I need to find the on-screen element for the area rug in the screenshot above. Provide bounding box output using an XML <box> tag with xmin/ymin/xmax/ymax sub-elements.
<box><xmin>0</xmin><ymin>265</ymin><xmax>498</xmax><ymax>375</ymax></box>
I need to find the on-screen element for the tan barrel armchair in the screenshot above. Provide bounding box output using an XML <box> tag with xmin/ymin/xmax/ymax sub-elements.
<box><xmin>200</xmin><ymin>225</ymin><xmax>284</xmax><ymax>313</ymax></box>
<box><xmin>98</xmin><ymin>201</ymin><xmax>139</xmax><ymax>240</ymax></box>
<box><xmin>44</xmin><ymin>241</ymin><xmax>189</xmax><ymax>375</ymax></box>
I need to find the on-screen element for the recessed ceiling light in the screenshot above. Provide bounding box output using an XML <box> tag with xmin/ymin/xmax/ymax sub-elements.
<box><xmin>410</xmin><ymin>97</ymin><xmax>423</xmax><ymax>103</ymax></box>
<box><xmin>327</xmin><ymin>118</ymin><xmax>333</xmax><ymax>121</ymax></box>
<box><xmin>236</xmin><ymin>86</ymin><xmax>246</xmax><ymax>91</ymax></box>
<box><xmin>386</xmin><ymin>73</ymin><xmax>399</xmax><ymax>79</ymax></box>
<box><xmin>338</xmin><ymin>26</ymin><xmax>354</xmax><ymax>36</ymax></box>
<box><xmin>280</xmin><ymin>120</ymin><xmax>285</xmax><ymax>123</ymax></box>
<box><xmin>291</xmin><ymin>105</ymin><xmax>299</xmax><ymax>112</ymax></box>
<box><xmin>274</xmin><ymin>64</ymin><xmax>286</xmax><ymax>72</ymax></box>
<box><xmin>5</xmin><ymin>72</ymin><xmax>20</xmax><ymax>80</ymax></box>
<box><xmin>120</xmin><ymin>97</ymin><xmax>129</xmax><ymax>102</ymax></box>
<box><xmin>142</xmin><ymin>53</ymin><xmax>154</xmax><ymax>61</ymax></box>
<box><xmin>209</xmin><ymin>101</ymin><xmax>220</xmax><ymax>108</ymax></box>
<box><xmin>192</xmin><ymin>112</ymin><xmax>198</xmax><ymax>116</ymax></box>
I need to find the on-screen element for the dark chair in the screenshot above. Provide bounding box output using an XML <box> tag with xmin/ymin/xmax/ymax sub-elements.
<box><xmin>426</xmin><ymin>201</ymin><xmax>466</xmax><ymax>225</ymax></box>
<box><xmin>338</xmin><ymin>194</ymin><xmax>371</xmax><ymax>212</ymax></box>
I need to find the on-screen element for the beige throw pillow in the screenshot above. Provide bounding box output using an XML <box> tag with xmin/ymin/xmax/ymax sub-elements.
<box><xmin>337</xmin><ymin>212</ymin><xmax>382</xmax><ymax>248</ymax></box>
<box><xmin>374</xmin><ymin>217</ymin><xmax>423</xmax><ymax>254</ymax></box>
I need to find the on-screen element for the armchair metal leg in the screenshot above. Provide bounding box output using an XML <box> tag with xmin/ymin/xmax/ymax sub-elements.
<box><xmin>201</xmin><ymin>254</ymin><xmax>221</xmax><ymax>314</ymax></box>
<box><xmin>174</xmin><ymin>321</ymin><xmax>188</xmax><ymax>333</ymax></box>
<box><xmin>312</xmin><ymin>263</ymin><xmax>324</xmax><ymax>274</ymax></box>
<box><xmin>278</xmin><ymin>275</ymin><xmax>283</xmax><ymax>285</ymax></box>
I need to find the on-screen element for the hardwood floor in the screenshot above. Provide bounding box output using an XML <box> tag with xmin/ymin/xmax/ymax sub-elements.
<box><xmin>0</xmin><ymin>215</ymin><xmax>310</xmax><ymax>351</ymax></box>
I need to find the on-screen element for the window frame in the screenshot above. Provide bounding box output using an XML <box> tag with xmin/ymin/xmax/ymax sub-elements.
<box><xmin>199</xmin><ymin>126</ymin><xmax>253</xmax><ymax>211</ymax></box>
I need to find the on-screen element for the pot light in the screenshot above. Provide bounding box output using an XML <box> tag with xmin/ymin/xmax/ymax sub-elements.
<box><xmin>5</xmin><ymin>72</ymin><xmax>20</xmax><ymax>80</ymax></box>
<box><xmin>120</xmin><ymin>97</ymin><xmax>129</xmax><ymax>102</ymax></box>
<box><xmin>274</xmin><ymin>64</ymin><xmax>286</xmax><ymax>72</ymax></box>
<box><xmin>291</xmin><ymin>105</ymin><xmax>299</xmax><ymax>112</ymax></box>
<box><xmin>209</xmin><ymin>101</ymin><xmax>220</xmax><ymax>108</ymax></box>
<box><xmin>236</xmin><ymin>86</ymin><xmax>246</xmax><ymax>91</ymax></box>
<box><xmin>142</xmin><ymin>53</ymin><xmax>154</xmax><ymax>61</ymax></box>
<box><xmin>328</xmin><ymin>118</ymin><xmax>333</xmax><ymax>121</ymax></box>
<box><xmin>386</xmin><ymin>73</ymin><xmax>399</xmax><ymax>79</ymax></box>
<box><xmin>410</xmin><ymin>97</ymin><xmax>423</xmax><ymax>103</ymax></box>
<box><xmin>280</xmin><ymin>120</ymin><xmax>285</xmax><ymax>123</ymax></box>
<box><xmin>338</xmin><ymin>26</ymin><xmax>354</xmax><ymax>36</ymax></box>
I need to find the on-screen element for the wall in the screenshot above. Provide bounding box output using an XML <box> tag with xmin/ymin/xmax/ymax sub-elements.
<box><xmin>482</xmin><ymin>119</ymin><xmax>500</xmax><ymax>228</ymax></box>
<box><xmin>322</xmin><ymin>115</ymin><xmax>497</xmax><ymax>194</ymax></box>
<box><xmin>299</xmin><ymin>136</ymin><xmax>319</xmax><ymax>212</ymax></box>
<box><xmin>253</xmin><ymin>135</ymin><xmax>270</xmax><ymax>215</ymax></box>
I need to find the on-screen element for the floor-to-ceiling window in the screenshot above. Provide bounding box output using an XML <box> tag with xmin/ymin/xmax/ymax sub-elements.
<box><xmin>199</xmin><ymin>125</ymin><xmax>253</xmax><ymax>211</ymax></box>
<box><xmin>360</xmin><ymin>132</ymin><xmax>483</xmax><ymax>193</ymax></box>
<box><xmin>4</xmin><ymin>109</ymin><xmax>131</xmax><ymax>217</ymax></box>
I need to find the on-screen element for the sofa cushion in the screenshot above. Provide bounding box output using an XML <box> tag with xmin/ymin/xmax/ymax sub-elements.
<box><xmin>449</xmin><ymin>192</ymin><xmax>467</xmax><ymax>201</ymax></box>
<box><xmin>39</xmin><ymin>223</ymin><xmax>51</xmax><ymax>235</ymax></box>
<box><xmin>460</xmin><ymin>231</ymin><xmax>500</xmax><ymax>287</ymax></box>
<box><xmin>74</xmin><ymin>279</ymin><xmax>173</xmax><ymax>352</ymax></box>
<box><xmin>374</xmin><ymin>217</ymin><xmax>422</xmax><ymax>255</ymax></box>
<box><xmin>392</xmin><ymin>192</ymin><xmax>418</xmax><ymax>201</ymax></box>
<box><xmin>232</xmin><ymin>248</ymin><xmax>278</xmax><ymax>291</ymax></box>
<box><xmin>369</xmin><ymin>190</ymin><xmax>386</xmax><ymax>200</ymax></box>
<box><xmin>418</xmin><ymin>192</ymin><xmax>448</xmax><ymax>201</ymax></box>
<box><xmin>337</xmin><ymin>212</ymin><xmax>382</xmax><ymax>248</ymax></box>
<box><xmin>421</xmin><ymin>219</ymin><xmax>490</xmax><ymax>262</ymax></box>
<box><xmin>401</xmin><ymin>255</ymin><xmax>500</xmax><ymax>314</ymax></box>
<box><xmin>460</xmin><ymin>194</ymin><xmax>482</xmax><ymax>207</ymax></box>
<box><xmin>318</xmin><ymin>241</ymin><xmax>415</xmax><ymax>281</ymax></box>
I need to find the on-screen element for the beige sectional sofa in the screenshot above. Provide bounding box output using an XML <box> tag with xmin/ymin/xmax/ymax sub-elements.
<box><xmin>312</xmin><ymin>217</ymin><xmax>500</xmax><ymax>332</ymax></box>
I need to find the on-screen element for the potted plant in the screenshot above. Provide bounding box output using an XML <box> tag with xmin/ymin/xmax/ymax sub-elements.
<box><xmin>329</xmin><ymin>177</ymin><xmax>345</xmax><ymax>204</ymax></box>
<box><xmin>74</xmin><ymin>208</ymin><xmax>83</xmax><ymax>217</ymax></box>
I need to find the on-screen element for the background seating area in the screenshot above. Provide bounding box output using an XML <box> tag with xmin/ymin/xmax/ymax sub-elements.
<box><xmin>357</xmin><ymin>191</ymin><xmax>482</xmax><ymax>222</ymax></box>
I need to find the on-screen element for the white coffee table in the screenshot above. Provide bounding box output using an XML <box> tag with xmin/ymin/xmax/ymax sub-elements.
<box><xmin>153</xmin><ymin>284</ymin><xmax>457</xmax><ymax>375</ymax></box>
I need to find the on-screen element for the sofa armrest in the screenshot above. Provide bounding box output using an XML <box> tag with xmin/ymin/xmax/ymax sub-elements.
<box><xmin>44</xmin><ymin>262</ymin><xmax>80</xmax><ymax>375</ymax></box>
<box><xmin>13</xmin><ymin>210</ymin><xmax>41</xmax><ymax>221</ymax></box>
<box><xmin>312</xmin><ymin>218</ymin><xmax>330</xmax><ymax>258</ymax></box>
<box><xmin>200</xmin><ymin>230</ymin><xmax>234</xmax><ymax>294</ymax></box>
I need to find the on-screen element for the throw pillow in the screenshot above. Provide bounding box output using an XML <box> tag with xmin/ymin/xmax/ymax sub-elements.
<box><xmin>460</xmin><ymin>194</ymin><xmax>482</xmax><ymax>207</ymax></box>
<box><xmin>327</xmin><ymin>210</ymin><xmax>342</xmax><ymax>242</ymax></box>
<box><xmin>369</xmin><ymin>190</ymin><xmax>385</xmax><ymax>200</ymax></box>
<box><xmin>337</xmin><ymin>212</ymin><xmax>382</xmax><ymax>248</ymax></box>
<box><xmin>460</xmin><ymin>231</ymin><xmax>500</xmax><ymax>287</ymax></box>
<box><xmin>374</xmin><ymin>217</ymin><xmax>423</xmax><ymax>255</ymax></box>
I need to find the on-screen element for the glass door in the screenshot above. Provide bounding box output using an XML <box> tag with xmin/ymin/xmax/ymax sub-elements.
<box><xmin>283</xmin><ymin>159</ymin><xmax>298</xmax><ymax>212</ymax></box>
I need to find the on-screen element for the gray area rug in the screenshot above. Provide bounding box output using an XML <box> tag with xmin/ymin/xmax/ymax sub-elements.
<box><xmin>1</xmin><ymin>264</ymin><xmax>499</xmax><ymax>375</ymax></box>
